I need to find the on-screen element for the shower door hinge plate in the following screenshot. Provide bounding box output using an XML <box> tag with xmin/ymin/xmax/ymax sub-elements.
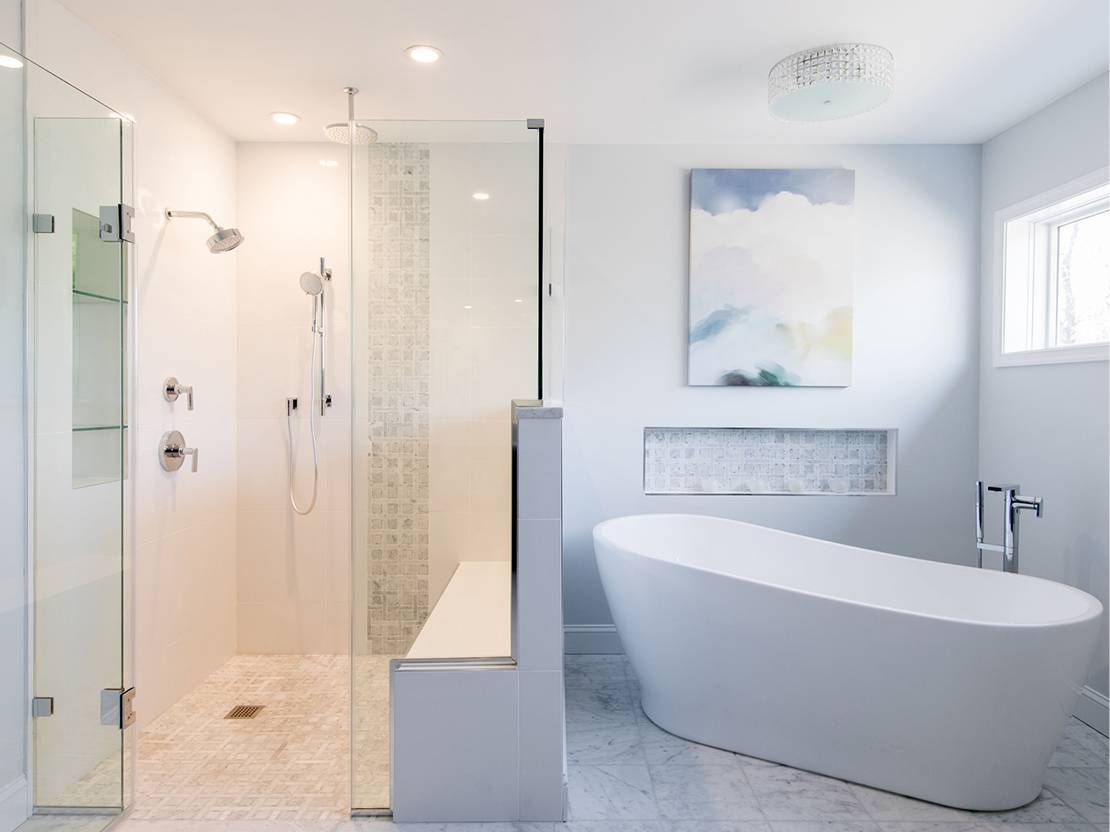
<box><xmin>100</xmin><ymin>687</ymin><xmax>136</xmax><ymax>729</ymax></box>
<box><xmin>99</xmin><ymin>203</ymin><xmax>134</xmax><ymax>243</ymax></box>
<box><xmin>32</xmin><ymin>213</ymin><xmax>55</xmax><ymax>233</ymax></box>
<box><xmin>31</xmin><ymin>696</ymin><xmax>54</xmax><ymax>717</ymax></box>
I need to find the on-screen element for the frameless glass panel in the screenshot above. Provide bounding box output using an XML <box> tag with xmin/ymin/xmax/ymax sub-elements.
<box><xmin>349</xmin><ymin>119</ymin><xmax>541</xmax><ymax>810</ymax></box>
<box><xmin>20</xmin><ymin>44</ymin><xmax>130</xmax><ymax>821</ymax></box>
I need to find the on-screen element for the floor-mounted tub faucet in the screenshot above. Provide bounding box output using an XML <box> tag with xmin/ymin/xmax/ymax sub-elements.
<box><xmin>976</xmin><ymin>481</ymin><xmax>1044</xmax><ymax>573</ymax></box>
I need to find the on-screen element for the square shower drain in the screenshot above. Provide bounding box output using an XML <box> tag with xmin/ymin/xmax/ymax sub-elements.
<box><xmin>224</xmin><ymin>705</ymin><xmax>264</xmax><ymax>720</ymax></box>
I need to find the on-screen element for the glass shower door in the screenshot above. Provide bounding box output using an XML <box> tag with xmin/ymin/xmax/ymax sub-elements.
<box><xmin>30</xmin><ymin>106</ymin><xmax>129</xmax><ymax>814</ymax></box>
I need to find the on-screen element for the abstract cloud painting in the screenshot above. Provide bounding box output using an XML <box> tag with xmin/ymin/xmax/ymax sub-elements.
<box><xmin>688</xmin><ymin>169</ymin><xmax>854</xmax><ymax>386</ymax></box>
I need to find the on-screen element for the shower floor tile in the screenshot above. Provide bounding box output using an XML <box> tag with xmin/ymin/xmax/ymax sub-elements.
<box><xmin>125</xmin><ymin>653</ymin><xmax>391</xmax><ymax>822</ymax></box>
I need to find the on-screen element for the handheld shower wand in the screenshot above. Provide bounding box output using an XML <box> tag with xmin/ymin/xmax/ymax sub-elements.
<box><xmin>287</xmin><ymin>257</ymin><xmax>332</xmax><ymax>515</ymax></box>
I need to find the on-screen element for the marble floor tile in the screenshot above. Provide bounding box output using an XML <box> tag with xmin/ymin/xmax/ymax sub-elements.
<box><xmin>649</xmin><ymin>765</ymin><xmax>764</xmax><ymax>821</ymax></box>
<box><xmin>745</xmin><ymin>768</ymin><xmax>870</xmax><ymax>822</ymax></box>
<box><xmin>848</xmin><ymin>785</ymin><xmax>975</xmax><ymax>822</ymax></box>
<box><xmin>566</xmin><ymin>765</ymin><xmax>660</xmax><ymax>821</ymax></box>
<box><xmin>974</xmin><ymin>788</ymin><xmax>1087</xmax><ymax>824</ymax></box>
<box><xmin>565</xmin><ymin>656</ymin><xmax>630</xmax><ymax>689</ymax></box>
<box><xmin>1050</xmin><ymin>722</ymin><xmax>1110</xmax><ymax>768</ymax></box>
<box><xmin>568</xmin><ymin>725</ymin><xmax>646</xmax><ymax>765</ymax></box>
<box><xmin>769</xmin><ymin>823</ymin><xmax>881</xmax><ymax>832</ymax></box>
<box><xmin>663</xmin><ymin>823</ymin><xmax>773</xmax><ymax>832</ymax></box>
<box><xmin>638</xmin><ymin>719</ymin><xmax>771</xmax><ymax>769</ymax></box>
<box><xmin>566</xmin><ymin>686</ymin><xmax>638</xmax><ymax>730</ymax></box>
<box><xmin>1042</xmin><ymin>767</ymin><xmax>1110</xmax><ymax>824</ymax></box>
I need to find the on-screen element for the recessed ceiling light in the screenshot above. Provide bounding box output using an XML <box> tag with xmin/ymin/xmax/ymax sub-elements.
<box><xmin>270</xmin><ymin>111</ymin><xmax>300</xmax><ymax>126</ymax></box>
<box><xmin>406</xmin><ymin>44</ymin><xmax>442</xmax><ymax>64</ymax></box>
<box><xmin>463</xmin><ymin>304</ymin><xmax>473</xmax><ymax>310</ymax></box>
<box><xmin>319</xmin><ymin>159</ymin><xmax>339</xmax><ymax>168</ymax></box>
<box><xmin>0</xmin><ymin>55</ymin><xmax>23</xmax><ymax>69</ymax></box>
<box><xmin>472</xmin><ymin>192</ymin><xmax>490</xmax><ymax>201</ymax></box>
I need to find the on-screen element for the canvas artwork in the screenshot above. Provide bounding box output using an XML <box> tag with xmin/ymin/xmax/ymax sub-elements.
<box><xmin>688</xmin><ymin>168</ymin><xmax>854</xmax><ymax>387</ymax></box>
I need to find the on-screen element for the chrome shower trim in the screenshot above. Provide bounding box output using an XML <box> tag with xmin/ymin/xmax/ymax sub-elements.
<box><xmin>165</xmin><ymin>209</ymin><xmax>218</xmax><ymax>229</ymax></box>
<box><xmin>166</xmin><ymin>208</ymin><xmax>244</xmax><ymax>252</ymax></box>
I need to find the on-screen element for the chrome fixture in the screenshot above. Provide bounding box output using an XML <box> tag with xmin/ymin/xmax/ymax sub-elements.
<box><xmin>769</xmin><ymin>43</ymin><xmax>894</xmax><ymax>121</ymax></box>
<box><xmin>163</xmin><ymin>376</ymin><xmax>194</xmax><ymax>410</ymax></box>
<box><xmin>287</xmin><ymin>258</ymin><xmax>332</xmax><ymax>515</ymax></box>
<box><xmin>159</xmin><ymin>430</ymin><xmax>198</xmax><ymax>473</ymax></box>
<box><xmin>976</xmin><ymin>481</ymin><xmax>1044</xmax><ymax>573</ymax></box>
<box><xmin>324</xmin><ymin>87</ymin><xmax>378</xmax><ymax>145</ymax></box>
<box><xmin>165</xmin><ymin>209</ymin><xmax>244</xmax><ymax>252</ymax></box>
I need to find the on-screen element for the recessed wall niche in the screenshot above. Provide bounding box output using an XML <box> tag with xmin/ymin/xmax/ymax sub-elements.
<box><xmin>644</xmin><ymin>427</ymin><xmax>895</xmax><ymax>496</ymax></box>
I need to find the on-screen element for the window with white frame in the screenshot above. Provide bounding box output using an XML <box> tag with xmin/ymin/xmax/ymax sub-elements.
<box><xmin>996</xmin><ymin>170</ymin><xmax>1110</xmax><ymax>366</ymax></box>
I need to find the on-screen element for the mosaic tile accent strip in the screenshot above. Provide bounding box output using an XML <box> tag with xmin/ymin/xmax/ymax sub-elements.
<box><xmin>365</xmin><ymin>143</ymin><xmax>431</xmax><ymax>655</ymax></box>
<box><xmin>644</xmin><ymin>427</ymin><xmax>894</xmax><ymax>495</ymax></box>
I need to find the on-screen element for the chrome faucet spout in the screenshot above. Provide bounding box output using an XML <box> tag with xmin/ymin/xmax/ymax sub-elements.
<box><xmin>975</xmin><ymin>481</ymin><xmax>1044</xmax><ymax>573</ymax></box>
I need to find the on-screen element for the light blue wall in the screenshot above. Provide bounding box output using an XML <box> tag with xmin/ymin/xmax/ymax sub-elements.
<box><xmin>979</xmin><ymin>72</ymin><xmax>1110</xmax><ymax>699</ymax></box>
<box><xmin>562</xmin><ymin>143</ymin><xmax>983</xmax><ymax>641</ymax></box>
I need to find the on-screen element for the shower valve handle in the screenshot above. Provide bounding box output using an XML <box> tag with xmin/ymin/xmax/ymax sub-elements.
<box><xmin>159</xmin><ymin>430</ymin><xmax>199</xmax><ymax>473</ymax></box>
<box><xmin>164</xmin><ymin>376</ymin><xmax>194</xmax><ymax>410</ymax></box>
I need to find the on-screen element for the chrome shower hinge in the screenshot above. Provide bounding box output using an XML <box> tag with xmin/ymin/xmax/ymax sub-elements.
<box><xmin>99</xmin><ymin>203</ymin><xmax>135</xmax><ymax>243</ymax></box>
<box><xmin>100</xmin><ymin>687</ymin><xmax>136</xmax><ymax>729</ymax></box>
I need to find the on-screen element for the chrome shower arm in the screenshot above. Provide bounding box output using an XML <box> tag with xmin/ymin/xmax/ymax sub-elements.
<box><xmin>166</xmin><ymin>209</ymin><xmax>220</xmax><ymax>230</ymax></box>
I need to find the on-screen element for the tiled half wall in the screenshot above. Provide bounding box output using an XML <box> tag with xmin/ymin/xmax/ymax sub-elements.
<box><xmin>644</xmin><ymin>427</ymin><xmax>895</xmax><ymax>495</ymax></box>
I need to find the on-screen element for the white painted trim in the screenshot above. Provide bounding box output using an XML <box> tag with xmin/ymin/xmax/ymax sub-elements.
<box><xmin>0</xmin><ymin>775</ymin><xmax>30</xmax><ymax>832</ymax></box>
<box><xmin>1073</xmin><ymin>685</ymin><xmax>1109</xmax><ymax>737</ymax></box>
<box><xmin>994</xmin><ymin>343</ymin><xmax>1109</xmax><ymax>367</ymax></box>
<box><xmin>992</xmin><ymin>167</ymin><xmax>1110</xmax><ymax>368</ymax></box>
<box><xmin>564</xmin><ymin>624</ymin><xmax>622</xmax><ymax>654</ymax></box>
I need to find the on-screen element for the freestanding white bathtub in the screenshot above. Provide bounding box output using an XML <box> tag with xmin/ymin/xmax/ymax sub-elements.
<box><xmin>594</xmin><ymin>513</ymin><xmax>1103</xmax><ymax>811</ymax></box>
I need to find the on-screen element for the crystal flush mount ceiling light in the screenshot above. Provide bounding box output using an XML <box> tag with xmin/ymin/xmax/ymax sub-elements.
<box><xmin>768</xmin><ymin>43</ymin><xmax>893</xmax><ymax>121</ymax></box>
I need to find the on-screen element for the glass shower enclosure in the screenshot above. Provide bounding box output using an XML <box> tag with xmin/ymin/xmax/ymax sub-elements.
<box><xmin>2</xmin><ymin>39</ymin><xmax>134</xmax><ymax>828</ymax></box>
<box><xmin>348</xmin><ymin>119</ymin><xmax>543</xmax><ymax>811</ymax></box>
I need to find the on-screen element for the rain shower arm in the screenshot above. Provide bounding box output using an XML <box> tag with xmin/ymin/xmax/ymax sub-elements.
<box><xmin>165</xmin><ymin>209</ymin><xmax>220</xmax><ymax>230</ymax></box>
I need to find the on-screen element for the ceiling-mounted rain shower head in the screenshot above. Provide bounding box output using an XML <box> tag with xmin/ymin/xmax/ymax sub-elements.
<box><xmin>166</xmin><ymin>209</ymin><xmax>244</xmax><ymax>253</ymax></box>
<box><xmin>324</xmin><ymin>122</ymin><xmax>378</xmax><ymax>145</ymax></box>
<box><xmin>324</xmin><ymin>85</ymin><xmax>377</xmax><ymax>145</ymax></box>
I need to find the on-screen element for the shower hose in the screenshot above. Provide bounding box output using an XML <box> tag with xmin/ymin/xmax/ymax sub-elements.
<box><xmin>287</xmin><ymin>318</ymin><xmax>320</xmax><ymax>515</ymax></box>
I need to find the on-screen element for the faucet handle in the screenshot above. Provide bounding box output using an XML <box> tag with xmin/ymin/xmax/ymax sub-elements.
<box><xmin>1013</xmin><ymin>494</ymin><xmax>1043</xmax><ymax>518</ymax></box>
<box><xmin>164</xmin><ymin>376</ymin><xmax>194</xmax><ymax>410</ymax></box>
<box><xmin>159</xmin><ymin>430</ymin><xmax>198</xmax><ymax>473</ymax></box>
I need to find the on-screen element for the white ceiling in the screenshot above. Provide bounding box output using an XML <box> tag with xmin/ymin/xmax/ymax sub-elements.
<box><xmin>58</xmin><ymin>0</ymin><xmax>1109</xmax><ymax>144</ymax></box>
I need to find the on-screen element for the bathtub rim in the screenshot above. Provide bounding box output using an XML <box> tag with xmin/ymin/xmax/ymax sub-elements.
<box><xmin>594</xmin><ymin>512</ymin><xmax>1103</xmax><ymax>630</ymax></box>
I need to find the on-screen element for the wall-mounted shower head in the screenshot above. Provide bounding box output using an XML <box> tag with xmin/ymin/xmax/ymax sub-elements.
<box><xmin>299</xmin><ymin>271</ymin><xmax>325</xmax><ymax>295</ymax></box>
<box><xmin>207</xmin><ymin>227</ymin><xmax>244</xmax><ymax>253</ymax></box>
<box><xmin>166</xmin><ymin>209</ymin><xmax>244</xmax><ymax>253</ymax></box>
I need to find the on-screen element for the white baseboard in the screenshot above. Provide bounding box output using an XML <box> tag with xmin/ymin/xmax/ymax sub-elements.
<box><xmin>564</xmin><ymin>624</ymin><xmax>623</xmax><ymax>654</ymax></box>
<box><xmin>1073</xmin><ymin>685</ymin><xmax>1109</xmax><ymax>737</ymax></box>
<box><xmin>0</xmin><ymin>775</ymin><xmax>29</xmax><ymax>832</ymax></box>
